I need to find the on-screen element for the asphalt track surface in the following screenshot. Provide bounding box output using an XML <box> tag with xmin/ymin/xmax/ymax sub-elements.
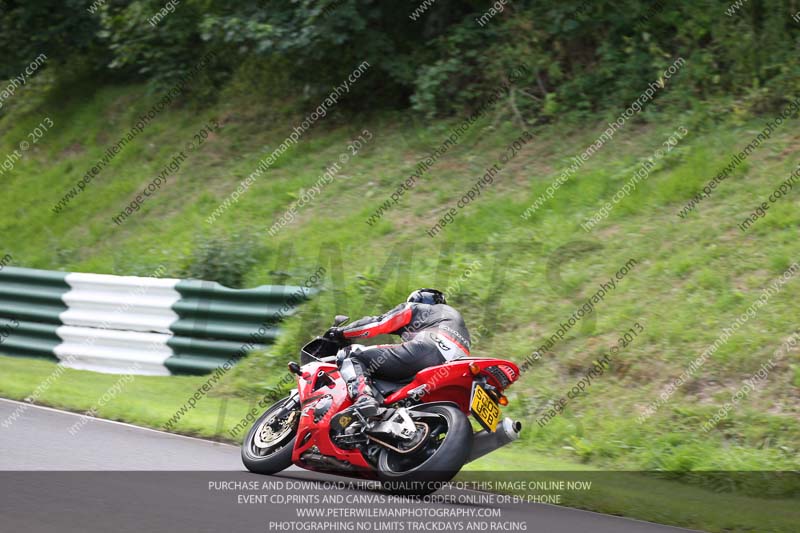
<box><xmin>0</xmin><ymin>398</ymin><xmax>698</xmax><ymax>533</ymax></box>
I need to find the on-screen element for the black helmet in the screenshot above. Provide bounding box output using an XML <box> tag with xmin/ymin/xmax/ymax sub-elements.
<box><xmin>407</xmin><ymin>288</ymin><xmax>446</xmax><ymax>305</ymax></box>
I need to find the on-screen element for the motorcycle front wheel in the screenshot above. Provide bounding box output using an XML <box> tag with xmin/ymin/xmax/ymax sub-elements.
<box><xmin>241</xmin><ymin>395</ymin><xmax>300</xmax><ymax>475</ymax></box>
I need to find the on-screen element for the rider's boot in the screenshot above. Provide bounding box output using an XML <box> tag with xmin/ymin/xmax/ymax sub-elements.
<box><xmin>339</xmin><ymin>357</ymin><xmax>383</xmax><ymax>420</ymax></box>
<box><xmin>347</xmin><ymin>375</ymin><xmax>381</xmax><ymax>419</ymax></box>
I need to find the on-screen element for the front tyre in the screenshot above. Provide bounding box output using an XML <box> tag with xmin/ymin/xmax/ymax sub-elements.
<box><xmin>377</xmin><ymin>404</ymin><xmax>472</xmax><ymax>495</ymax></box>
<box><xmin>241</xmin><ymin>395</ymin><xmax>299</xmax><ymax>475</ymax></box>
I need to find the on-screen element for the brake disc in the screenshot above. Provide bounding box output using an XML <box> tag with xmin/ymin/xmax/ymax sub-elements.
<box><xmin>255</xmin><ymin>411</ymin><xmax>298</xmax><ymax>449</ymax></box>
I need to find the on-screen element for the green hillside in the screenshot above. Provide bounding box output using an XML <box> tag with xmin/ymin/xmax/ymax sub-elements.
<box><xmin>2</xmin><ymin>73</ymin><xmax>799</xmax><ymax>472</ymax></box>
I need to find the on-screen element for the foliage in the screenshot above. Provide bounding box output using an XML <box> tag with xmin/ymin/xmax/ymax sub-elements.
<box><xmin>0</xmin><ymin>0</ymin><xmax>104</xmax><ymax>79</ymax></box>
<box><xmin>180</xmin><ymin>232</ymin><xmax>264</xmax><ymax>288</ymax></box>
<box><xmin>2</xmin><ymin>1</ymin><xmax>798</xmax><ymax>119</ymax></box>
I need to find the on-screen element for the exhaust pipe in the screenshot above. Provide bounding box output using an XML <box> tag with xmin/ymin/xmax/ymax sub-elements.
<box><xmin>467</xmin><ymin>417</ymin><xmax>522</xmax><ymax>463</ymax></box>
<box><xmin>301</xmin><ymin>451</ymin><xmax>358</xmax><ymax>472</ymax></box>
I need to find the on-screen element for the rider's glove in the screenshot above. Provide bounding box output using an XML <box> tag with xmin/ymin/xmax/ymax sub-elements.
<box><xmin>324</xmin><ymin>327</ymin><xmax>345</xmax><ymax>341</ymax></box>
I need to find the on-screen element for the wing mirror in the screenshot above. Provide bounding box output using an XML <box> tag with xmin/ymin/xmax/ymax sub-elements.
<box><xmin>332</xmin><ymin>315</ymin><xmax>349</xmax><ymax>327</ymax></box>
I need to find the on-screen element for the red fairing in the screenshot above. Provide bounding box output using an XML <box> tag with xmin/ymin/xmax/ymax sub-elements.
<box><xmin>291</xmin><ymin>362</ymin><xmax>373</xmax><ymax>472</ymax></box>
<box><xmin>383</xmin><ymin>358</ymin><xmax>520</xmax><ymax>412</ymax></box>
<box><xmin>342</xmin><ymin>304</ymin><xmax>412</xmax><ymax>339</ymax></box>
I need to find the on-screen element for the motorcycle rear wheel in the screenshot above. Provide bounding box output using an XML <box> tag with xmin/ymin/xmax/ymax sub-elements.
<box><xmin>376</xmin><ymin>403</ymin><xmax>472</xmax><ymax>495</ymax></box>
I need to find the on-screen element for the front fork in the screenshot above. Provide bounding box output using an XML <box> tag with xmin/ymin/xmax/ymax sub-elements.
<box><xmin>271</xmin><ymin>390</ymin><xmax>300</xmax><ymax>420</ymax></box>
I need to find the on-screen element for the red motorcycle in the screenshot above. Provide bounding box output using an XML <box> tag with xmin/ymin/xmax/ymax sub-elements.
<box><xmin>241</xmin><ymin>316</ymin><xmax>522</xmax><ymax>492</ymax></box>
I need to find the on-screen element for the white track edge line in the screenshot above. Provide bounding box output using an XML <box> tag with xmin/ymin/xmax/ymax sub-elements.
<box><xmin>0</xmin><ymin>397</ymin><xmax>238</xmax><ymax>449</ymax></box>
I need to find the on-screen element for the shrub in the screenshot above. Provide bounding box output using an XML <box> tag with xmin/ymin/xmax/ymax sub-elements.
<box><xmin>180</xmin><ymin>232</ymin><xmax>263</xmax><ymax>288</ymax></box>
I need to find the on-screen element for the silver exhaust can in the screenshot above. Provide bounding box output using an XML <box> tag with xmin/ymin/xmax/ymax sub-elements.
<box><xmin>467</xmin><ymin>417</ymin><xmax>522</xmax><ymax>463</ymax></box>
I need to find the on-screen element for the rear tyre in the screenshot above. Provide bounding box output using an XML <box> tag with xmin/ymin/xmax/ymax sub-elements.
<box><xmin>241</xmin><ymin>396</ymin><xmax>299</xmax><ymax>475</ymax></box>
<box><xmin>377</xmin><ymin>404</ymin><xmax>472</xmax><ymax>495</ymax></box>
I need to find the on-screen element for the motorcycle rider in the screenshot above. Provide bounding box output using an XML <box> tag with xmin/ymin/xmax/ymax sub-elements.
<box><xmin>325</xmin><ymin>288</ymin><xmax>471</xmax><ymax>419</ymax></box>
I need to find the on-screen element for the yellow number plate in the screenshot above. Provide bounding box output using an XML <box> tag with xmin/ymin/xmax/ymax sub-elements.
<box><xmin>470</xmin><ymin>384</ymin><xmax>501</xmax><ymax>432</ymax></box>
